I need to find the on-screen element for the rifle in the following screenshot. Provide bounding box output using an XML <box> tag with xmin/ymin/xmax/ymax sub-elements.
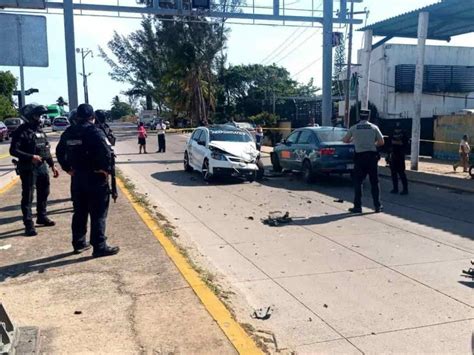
<box><xmin>110</xmin><ymin>152</ymin><xmax>118</xmax><ymax>203</ymax></box>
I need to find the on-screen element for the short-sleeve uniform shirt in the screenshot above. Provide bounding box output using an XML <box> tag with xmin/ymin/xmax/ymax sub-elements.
<box><xmin>346</xmin><ymin>120</ymin><xmax>384</xmax><ymax>153</ymax></box>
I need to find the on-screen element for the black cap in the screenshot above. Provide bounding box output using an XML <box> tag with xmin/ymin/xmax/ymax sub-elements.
<box><xmin>77</xmin><ymin>104</ymin><xmax>94</xmax><ymax>119</ymax></box>
<box><xmin>360</xmin><ymin>109</ymin><xmax>371</xmax><ymax>121</ymax></box>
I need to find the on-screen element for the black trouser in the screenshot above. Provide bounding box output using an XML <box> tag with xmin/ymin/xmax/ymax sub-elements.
<box><xmin>158</xmin><ymin>134</ymin><xmax>166</xmax><ymax>152</ymax></box>
<box><xmin>71</xmin><ymin>172</ymin><xmax>110</xmax><ymax>251</ymax></box>
<box><xmin>19</xmin><ymin>163</ymin><xmax>50</xmax><ymax>228</ymax></box>
<box><xmin>390</xmin><ymin>153</ymin><xmax>408</xmax><ymax>192</ymax></box>
<box><xmin>353</xmin><ymin>152</ymin><xmax>381</xmax><ymax>209</ymax></box>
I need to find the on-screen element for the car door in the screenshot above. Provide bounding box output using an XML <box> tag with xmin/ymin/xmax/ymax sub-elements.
<box><xmin>293</xmin><ymin>130</ymin><xmax>316</xmax><ymax>170</ymax></box>
<box><xmin>193</xmin><ymin>129</ymin><xmax>209</xmax><ymax>169</ymax></box>
<box><xmin>188</xmin><ymin>129</ymin><xmax>202</xmax><ymax>168</ymax></box>
<box><xmin>278</xmin><ymin>131</ymin><xmax>300</xmax><ymax>170</ymax></box>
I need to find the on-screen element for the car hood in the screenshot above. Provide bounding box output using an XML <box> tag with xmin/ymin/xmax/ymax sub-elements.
<box><xmin>209</xmin><ymin>141</ymin><xmax>259</xmax><ymax>161</ymax></box>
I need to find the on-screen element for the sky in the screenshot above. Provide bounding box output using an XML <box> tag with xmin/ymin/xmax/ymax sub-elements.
<box><xmin>1</xmin><ymin>0</ymin><xmax>473</xmax><ymax>110</ymax></box>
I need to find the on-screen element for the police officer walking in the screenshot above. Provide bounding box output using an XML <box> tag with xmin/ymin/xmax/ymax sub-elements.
<box><xmin>389</xmin><ymin>122</ymin><xmax>408</xmax><ymax>195</ymax></box>
<box><xmin>343</xmin><ymin>109</ymin><xmax>385</xmax><ymax>213</ymax></box>
<box><xmin>10</xmin><ymin>104</ymin><xmax>59</xmax><ymax>236</ymax></box>
<box><xmin>95</xmin><ymin>110</ymin><xmax>116</xmax><ymax>146</ymax></box>
<box><xmin>56</xmin><ymin>104</ymin><xmax>119</xmax><ymax>257</ymax></box>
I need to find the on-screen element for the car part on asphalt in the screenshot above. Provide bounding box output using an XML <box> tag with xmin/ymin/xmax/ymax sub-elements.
<box><xmin>251</xmin><ymin>306</ymin><xmax>273</xmax><ymax>320</ymax></box>
<box><xmin>334</xmin><ymin>199</ymin><xmax>344</xmax><ymax>203</ymax></box>
<box><xmin>462</xmin><ymin>260</ymin><xmax>474</xmax><ymax>278</ymax></box>
<box><xmin>262</xmin><ymin>211</ymin><xmax>292</xmax><ymax>227</ymax></box>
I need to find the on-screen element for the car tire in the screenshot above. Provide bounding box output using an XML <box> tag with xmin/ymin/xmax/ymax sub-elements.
<box><xmin>271</xmin><ymin>152</ymin><xmax>282</xmax><ymax>173</ymax></box>
<box><xmin>184</xmin><ymin>152</ymin><xmax>193</xmax><ymax>172</ymax></box>
<box><xmin>303</xmin><ymin>160</ymin><xmax>315</xmax><ymax>183</ymax></box>
<box><xmin>202</xmin><ymin>159</ymin><xmax>213</xmax><ymax>182</ymax></box>
<box><xmin>469</xmin><ymin>165</ymin><xmax>474</xmax><ymax>179</ymax></box>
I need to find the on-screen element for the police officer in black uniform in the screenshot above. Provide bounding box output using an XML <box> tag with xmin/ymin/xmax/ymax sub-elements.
<box><xmin>95</xmin><ymin>110</ymin><xmax>116</xmax><ymax>146</ymax></box>
<box><xmin>389</xmin><ymin>122</ymin><xmax>409</xmax><ymax>195</ymax></box>
<box><xmin>343</xmin><ymin>109</ymin><xmax>385</xmax><ymax>213</ymax></box>
<box><xmin>56</xmin><ymin>104</ymin><xmax>119</xmax><ymax>257</ymax></box>
<box><xmin>10</xmin><ymin>104</ymin><xmax>60</xmax><ymax>236</ymax></box>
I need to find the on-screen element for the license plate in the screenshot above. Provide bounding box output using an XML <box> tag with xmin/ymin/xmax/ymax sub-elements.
<box><xmin>346</xmin><ymin>164</ymin><xmax>354</xmax><ymax>169</ymax></box>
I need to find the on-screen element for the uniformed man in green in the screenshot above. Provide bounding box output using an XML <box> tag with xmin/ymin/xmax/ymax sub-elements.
<box><xmin>343</xmin><ymin>110</ymin><xmax>385</xmax><ymax>213</ymax></box>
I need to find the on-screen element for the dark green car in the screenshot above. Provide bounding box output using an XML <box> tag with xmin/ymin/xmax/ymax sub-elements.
<box><xmin>270</xmin><ymin>127</ymin><xmax>355</xmax><ymax>182</ymax></box>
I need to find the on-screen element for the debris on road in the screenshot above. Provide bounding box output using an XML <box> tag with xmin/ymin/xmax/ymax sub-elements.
<box><xmin>246</xmin><ymin>216</ymin><xmax>255</xmax><ymax>220</ymax></box>
<box><xmin>334</xmin><ymin>199</ymin><xmax>344</xmax><ymax>203</ymax></box>
<box><xmin>252</xmin><ymin>306</ymin><xmax>273</xmax><ymax>320</ymax></box>
<box><xmin>74</xmin><ymin>311</ymin><xmax>82</xmax><ymax>315</ymax></box>
<box><xmin>262</xmin><ymin>211</ymin><xmax>292</xmax><ymax>227</ymax></box>
<box><xmin>0</xmin><ymin>244</ymin><xmax>12</xmax><ymax>250</ymax></box>
<box><xmin>323</xmin><ymin>304</ymin><xmax>328</xmax><ymax>308</ymax></box>
<box><xmin>307</xmin><ymin>200</ymin><xmax>312</xmax><ymax>204</ymax></box>
<box><xmin>462</xmin><ymin>260</ymin><xmax>474</xmax><ymax>278</ymax></box>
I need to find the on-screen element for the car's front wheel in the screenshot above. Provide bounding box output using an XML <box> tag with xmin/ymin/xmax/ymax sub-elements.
<box><xmin>303</xmin><ymin>160</ymin><xmax>315</xmax><ymax>183</ymax></box>
<box><xmin>184</xmin><ymin>152</ymin><xmax>193</xmax><ymax>172</ymax></box>
<box><xmin>202</xmin><ymin>159</ymin><xmax>213</xmax><ymax>182</ymax></box>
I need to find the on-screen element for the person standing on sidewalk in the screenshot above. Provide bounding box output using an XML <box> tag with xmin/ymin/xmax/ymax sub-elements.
<box><xmin>453</xmin><ymin>135</ymin><xmax>470</xmax><ymax>173</ymax></box>
<box><xmin>389</xmin><ymin>122</ymin><xmax>409</xmax><ymax>195</ymax></box>
<box><xmin>138</xmin><ymin>122</ymin><xmax>148</xmax><ymax>154</ymax></box>
<box><xmin>156</xmin><ymin>119</ymin><xmax>167</xmax><ymax>153</ymax></box>
<box><xmin>56</xmin><ymin>104</ymin><xmax>119</xmax><ymax>257</ymax></box>
<box><xmin>255</xmin><ymin>125</ymin><xmax>264</xmax><ymax>151</ymax></box>
<box><xmin>343</xmin><ymin>109</ymin><xmax>385</xmax><ymax>213</ymax></box>
<box><xmin>10</xmin><ymin>104</ymin><xmax>60</xmax><ymax>236</ymax></box>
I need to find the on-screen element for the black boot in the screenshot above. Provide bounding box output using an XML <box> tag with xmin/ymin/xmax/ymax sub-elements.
<box><xmin>36</xmin><ymin>217</ymin><xmax>55</xmax><ymax>227</ymax></box>
<box><xmin>25</xmin><ymin>226</ymin><xmax>38</xmax><ymax>237</ymax></box>
<box><xmin>92</xmin><ymin>245</ymin><xmax>120</xmax><ymax>258</ymax></box>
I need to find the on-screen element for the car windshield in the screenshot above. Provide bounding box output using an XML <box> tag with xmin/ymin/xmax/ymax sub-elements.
<box><xmin>209</xmin><ymin>130</ymin><xmax>252</xmax><ymax>143</ymax></box>
<box><xmin>316</xmin><ymin>129</ymin><xmax>348</xmax><ymax>142</ymax></box>
<box><xmin>235</xmin><ymin>122</ymin><xmax>254</xmax><ymax>130</ymax></box>
<box><xmin>55</xmin><ymin>118</ymin><xmax>68</xmax><ymax>123</ymax></box>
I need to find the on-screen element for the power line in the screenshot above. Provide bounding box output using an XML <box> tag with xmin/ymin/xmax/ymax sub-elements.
<box><xmin>260</xmin><ymin>27</ymin><xmax>303</xmax><ymax>64</ymax></box>
<box><xmin>274</xmin><ymin>29</ymin><xmax>320</xmax><ymax>65</ymax></box>
<box><xmin>263</xmin><ymin>28</ymin><xmax>308</xmax><ymax>64</ymax></box>
<box><xmin>294</xmin><ymin>55</ymin><xmax>322</xmax><ymax>77</ymax></box>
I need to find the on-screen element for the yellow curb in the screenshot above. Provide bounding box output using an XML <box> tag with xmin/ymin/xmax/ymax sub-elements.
<box><xmin>0</xmin><ymin>177</ymin><xmax>19</xmax><ymax>195</ymax></box>
<box><xmin>116</xmin><ymin>177</ymin><xmax>263</xmax><ymax>355</ymax></box>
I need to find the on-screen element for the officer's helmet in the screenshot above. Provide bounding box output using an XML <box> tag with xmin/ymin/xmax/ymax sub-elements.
<box><xmin>21</xmin><ymin>104</ymin><xmax>49</xmax><ymax>123</ymax></box>
<box><xmin>95</xmin><ymin>110</ymin><xmax>107</xmax><ymax>124</ymax></box>
<box><xmin>68</xmin><ymin>109</ymin><xmax>78</xmax><ymax>126</ymax></box>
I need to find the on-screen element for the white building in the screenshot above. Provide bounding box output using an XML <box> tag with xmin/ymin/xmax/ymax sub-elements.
<box><xmin>358</xmin><ymin>44</ymin><xmax>474</xmax><ymax>119</ymax></box>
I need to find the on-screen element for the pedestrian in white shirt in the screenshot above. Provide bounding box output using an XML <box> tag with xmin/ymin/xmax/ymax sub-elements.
<box><xmin>453</xmin><ymin>135</ymin><xmax>470</xmax><ymax>173</ymax></box>
<box><xmin>156</xmin><ymin>119</ymin><xmax>167</xmax><ymax>153</ymax></box>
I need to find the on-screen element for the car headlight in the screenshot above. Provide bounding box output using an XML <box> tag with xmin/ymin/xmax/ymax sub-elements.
<box><xmin>211</xmin><ymin>152</ymin><xmax>227</xmax><ymax>161</ymax></box>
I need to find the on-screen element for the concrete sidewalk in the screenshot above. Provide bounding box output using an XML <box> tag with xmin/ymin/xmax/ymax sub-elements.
<box><xmin>0</xmin><ymin>175</ymin><xmax>236</xmax><ymax>353</ymax></box>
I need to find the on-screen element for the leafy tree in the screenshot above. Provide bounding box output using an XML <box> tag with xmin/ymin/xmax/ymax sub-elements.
<box><xmin>248</xmin><ymin>112</ymin><xmax>279</xmax><ymax>126</ymax></box>
<box><xmin>110</xmin><ymin>96</ymin><xmax>134</xmax><ymax>121</ymax></box>
<box><xmin>0</xmin><ymin>71</ymin><xmax>17</xmax><ymax>120</ymax></box>
<box><xmin>56</xmin><ymin>96</ymin><xmax>68</xmax><ymax>107</ymax></box>
<box><xmin>0</xmin><ymin>95</ymin><xmax>18</xmax><ymax>120</ymax></box>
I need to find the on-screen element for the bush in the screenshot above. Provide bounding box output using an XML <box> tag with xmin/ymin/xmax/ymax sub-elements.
<box><xmin>0</xmin><ymin>95</ymin><xmax>18</xmax><ymax>120</ymax></box>
<box><xmin>248</xmin><ymin>112</ymin><xmax>279</xmax><ymax>127</ymax></box>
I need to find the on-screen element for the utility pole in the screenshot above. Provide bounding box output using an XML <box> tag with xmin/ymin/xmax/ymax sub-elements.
<box><xmin>322</xmin><ymin>0</ymin><xmax>333</xmax><ymax>126</ymax></box>
<box><xmin>344</xmin><ymin>0</ymin><xmax>354</xmax><ymax>128</ymax></box>
<box><xmin>76</xmin><ymin>48</ymin><xmax>93</xmax><ymax>104</ymax></box>
<box><xmin>64</xmin><ymin>0</ymin><xmax>78</xmax><ymax>109</ymax></box>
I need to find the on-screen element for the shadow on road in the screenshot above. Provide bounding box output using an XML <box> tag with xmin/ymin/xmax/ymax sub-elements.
<box><xmin>0</xmin><ymin>228</ymin><xmax>25</xmax><ymax>239</ymax></box>
<box><xmin>151</xmin><ymin>170</ymin><xmax>247</xmax><ymax>187</ymax></box>
<box><xmin>118</xmin><ymin>159</ymin><xmax>183</xmax><ymax>165</ymax></box>
<box><xmin>0</xmin><ymin>252</ymin><xmax>92</xmax><ymax>282</ymax></box>
<box><xmin>259</xmin><ymin>169</ymin><xmax>474</xmax><ymax>242</ymax></box>
<box><xmin>292</xmin><ymin>211</ymin><xmax>374</xmax><ymax>226</ymax></box>
<box><xmin>0</xmin><ymin>198</ymin><xmax>71</xmax><ymax>213</ymax></box>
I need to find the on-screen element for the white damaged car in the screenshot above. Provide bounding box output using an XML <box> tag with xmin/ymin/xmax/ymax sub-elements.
<box><xmin>184</xmin><ymin>125</ymin><xmax>264</xmax><ymax>182</ymax></box>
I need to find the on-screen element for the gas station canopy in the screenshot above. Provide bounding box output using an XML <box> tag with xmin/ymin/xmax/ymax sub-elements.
<box><xmin>359</xmin><ymin>0</ymin><xmax>474</xmax><ymax>41</ymax></box>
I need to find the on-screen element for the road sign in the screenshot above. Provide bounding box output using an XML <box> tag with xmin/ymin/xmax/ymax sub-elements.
<box><xmin>0</xmin><ymin>0</ymin><xmax>45</xmax><ymax>9</ymax></box>
<box><xmin>0</xmin><ymin>14</ymin><xmax>48</xmax><ymax>67</ymax></box>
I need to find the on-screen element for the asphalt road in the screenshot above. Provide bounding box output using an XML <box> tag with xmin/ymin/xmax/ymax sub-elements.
<box><xmin>75</xmin><ymin>124</ymin><xmax>474</xmax><ymax>353</ymax></box>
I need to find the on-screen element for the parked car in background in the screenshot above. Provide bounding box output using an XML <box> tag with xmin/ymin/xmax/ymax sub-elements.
<box><xmin>4</xmin><ymin>117</ymin><xmax>23</xmax><ymax>136</ymax></box>
<box><xmin>228</xmin><ymin>121</ymin><xmax>256</xmax><ymax>139</ymax></box>
<box><xmin>0</xmin><ymin>121</ymin><xmax>9</xmax><ymax>141</ymax></box>
<box><xmin>184</xmin><ymin>125</ymin><xmax>263</xmax><ymax>182</ymax></box>
<box><xmin>52</xmin><ymin>116</ymin><xmax>70</xmax><ymax>132</ymax></box>
<box><xmin>271</xmin><ymin>127</ymin><xmax>355</xmax><ymax>183</ymax></box>
<box><xmin>42</xmin><ymin>115</ymin><xmax>52</xmax><ymax>127</ymax></box>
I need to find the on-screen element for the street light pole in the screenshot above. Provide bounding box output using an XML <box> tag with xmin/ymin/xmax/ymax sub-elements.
<box><xmin>77</xmin><ymin>48</ymin><xmax>93</xmax><ymax>104</ymax></box>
